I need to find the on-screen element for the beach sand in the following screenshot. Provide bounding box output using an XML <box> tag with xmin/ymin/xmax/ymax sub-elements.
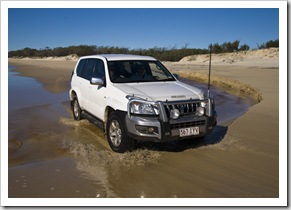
<box><xmin>7</xmin><ymin>52</ymin><xmax>281</xmax><ymax>201</ymax></box>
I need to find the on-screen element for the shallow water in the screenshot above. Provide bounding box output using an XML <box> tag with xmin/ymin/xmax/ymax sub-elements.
<box><xmin>180</xmin><ymin>78</ymin><xmax>253</xmax><ymax>124</ymax></box>
<box><xmin>8</xmin><ymin>65</ymin><xmax>253</xmax><ymax>198</ymax></box>
<box><xmin>8</xmin><ymin>66</ymin><xmax>68</xmax><ymax>113</ymax></box>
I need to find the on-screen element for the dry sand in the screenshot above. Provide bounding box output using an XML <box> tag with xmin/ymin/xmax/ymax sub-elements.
<box><xmin>7</xmin><ymin>49</ymin><xmax>282</xmax><ymax>202</ymax></box>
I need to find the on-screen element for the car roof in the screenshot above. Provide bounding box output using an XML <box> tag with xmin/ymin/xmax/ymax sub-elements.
<box><xmin>80</xmin><ymin>54</ymin><xmax>157</xmax><ymax>61</ymax></box>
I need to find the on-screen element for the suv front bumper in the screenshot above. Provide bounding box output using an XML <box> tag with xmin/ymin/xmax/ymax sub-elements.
<box><xmin>126</xmin><ymin>112</ymin><xmax>217</xmax><ymax>142</ymax></box>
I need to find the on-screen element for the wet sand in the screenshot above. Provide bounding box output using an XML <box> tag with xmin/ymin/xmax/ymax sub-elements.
<box><xmin>7</xmin><ymin>58</ymin><xmax>281</xmax><ymax>204</ymax></box>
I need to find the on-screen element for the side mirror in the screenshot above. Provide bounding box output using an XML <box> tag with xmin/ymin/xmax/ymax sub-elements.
<box><xmin>90</xmin><ymin>77</ymin><xmax>104</xmax><ymax>86</ymax></box>
<box><xmin>173</xmin><ymin>73</ymin><xmax>179</xmax><ymax>80</ymax></box>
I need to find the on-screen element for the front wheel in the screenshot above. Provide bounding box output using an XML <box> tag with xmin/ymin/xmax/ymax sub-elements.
<box><xmin>106</xmin><ymin>112</ymin><xmax>135</xmax><ymax>153</ymax></box>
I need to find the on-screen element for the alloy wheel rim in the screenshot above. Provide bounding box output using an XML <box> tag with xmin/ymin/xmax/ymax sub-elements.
<box><xmin>73</xmin><ymin>100</ymin><xmax>79</xmax><ymax>118</ymax></box>
<box><xmin>109</xmin><ymin>120</ymin><xmax>122</xmax><ymax>147</ymax></box>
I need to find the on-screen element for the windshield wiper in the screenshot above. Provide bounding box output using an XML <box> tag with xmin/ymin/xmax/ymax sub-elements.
<box><xmin>158</xmin><ymin>78</ymin><xmax>176</xmax><ymax>82</ymax></box>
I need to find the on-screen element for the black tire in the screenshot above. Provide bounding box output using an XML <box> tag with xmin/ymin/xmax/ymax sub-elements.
<box><xmin>72</xmin><ymin>96</ymin><xmax>82</xmax><ymax>121</ymax></box>
<box><xmin>106</xmin><ymin>112</ymin><xmax>135</xmax><ymax>153</ymax></box>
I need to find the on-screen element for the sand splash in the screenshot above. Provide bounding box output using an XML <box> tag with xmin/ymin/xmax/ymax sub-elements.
<box><xmin>60</xmin><ymin>117</ymin><xmax>162</xmax><ymax>167</ymax></box>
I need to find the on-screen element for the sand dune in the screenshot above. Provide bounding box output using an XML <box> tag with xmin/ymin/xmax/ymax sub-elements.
<box><xmin>179</xmin><ymin>48</ymin><xmax>279</xmax><ymax>67</ymax></box>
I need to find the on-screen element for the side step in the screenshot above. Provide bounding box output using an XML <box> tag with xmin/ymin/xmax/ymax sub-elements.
<box><xmin>81</xmin><ymin>111</ymin><xmax>105</xmax><ymax>131</ymax></box>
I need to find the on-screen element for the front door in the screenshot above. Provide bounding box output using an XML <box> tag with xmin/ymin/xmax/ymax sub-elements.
<box><xmin>84</xmin><ymin>59</ymin><xmax>107</xmax><ymax>121</ymax></box>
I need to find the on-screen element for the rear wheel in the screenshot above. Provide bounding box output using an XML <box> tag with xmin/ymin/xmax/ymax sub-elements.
<box><xmin>106</xmin><ymin>112</ymin><xmax>135</xmax><ymax>153</ymax></box>
<box><xmin>72</xmin><ymin>97</ymin><xmax>82</xmax><ymax>121</ymax></box>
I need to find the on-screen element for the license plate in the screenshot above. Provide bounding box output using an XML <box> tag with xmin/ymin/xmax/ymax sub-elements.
<box><xmin>179</xmin><ymin>127</ymin><xmax>199</xmax><ymax>137</ymax></box>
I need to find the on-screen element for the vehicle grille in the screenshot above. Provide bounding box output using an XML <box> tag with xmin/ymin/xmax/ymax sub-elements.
<box><xmin>170</xmin><ymin>120</ymin><xmax>205</xmax><ymax>130</ymax></box>
<box><xmin>164</xmin><ymin>102</ymin><xmax>200</xmax><ymax>117</ymax></box>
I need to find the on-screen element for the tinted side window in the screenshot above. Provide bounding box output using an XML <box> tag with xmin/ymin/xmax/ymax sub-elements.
<box><xmin>92</xmin><ymin>59</ymin><xmax>105</xmax><ymax>79</ymax></box>
<box><xmin>81</xmin><ymin>59</ymin><xmax>96</xmax><ymax>80</ymax></box>
<box><xmin>76</xmin><ymin>59</ymin><xmax>86</xmax><ymax>76</ymax></box>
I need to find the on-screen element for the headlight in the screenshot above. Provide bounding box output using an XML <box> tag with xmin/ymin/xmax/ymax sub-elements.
<box><xmin>170</xmin><ymin>109</ymin><xmax>180</xmax><ymax>119</ymax></box>
<box><xmin>200</xmin><ymin>101</ymin><xmax>207</xmax><ymax>108</ymax></box>
<box><xmin>129</xmin><ymin>100</ymin><xmax>159</xmax><ymax>115</ymax></box>
<box><xmin>196</xmin><ymin>107</ymin><xmax>205</xmax><ymax>116</ymax></box>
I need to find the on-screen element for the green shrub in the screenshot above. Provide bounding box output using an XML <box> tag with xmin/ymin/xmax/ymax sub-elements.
<box><xmin>8</xmin><ymin>39</ymin><xmax>278</xmax><ymax>61</ymax></box>
<box><xmin>257</xmin><ymin>39</ymin><xmax>279</xmax><ymax>49</ymax></box>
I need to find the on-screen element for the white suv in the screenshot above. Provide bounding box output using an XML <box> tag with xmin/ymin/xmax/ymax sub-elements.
<box><xmin>69</xmin><ymin>54</ymin><xmax>217</xmax><ymax>153</ymax></box>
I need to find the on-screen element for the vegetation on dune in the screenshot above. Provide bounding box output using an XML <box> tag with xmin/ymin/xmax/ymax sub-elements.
<box><xmin>8</xmin><ymin>39</ymin><xmax>278</xmax><ymax>61</ymax></box>
<box><xmin>8</xmin><ymin>45</ymin><xmax>208</xmax><ymax>61</ymax></box>
<box><xmin>211</xmin><ymin>40</ymin><xmax>250</xmax><ymax>53</ymax></box>
<box><xmin>257</xmin><ymin>39</ymin><xmax>279</xmax><ymax>49</ymax></box>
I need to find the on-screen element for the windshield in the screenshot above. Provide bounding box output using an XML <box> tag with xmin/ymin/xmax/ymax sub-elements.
<box><xmin>108</xmin><ymin>60</ymin><xmax>176</xmax><ymax>83</ymax></box>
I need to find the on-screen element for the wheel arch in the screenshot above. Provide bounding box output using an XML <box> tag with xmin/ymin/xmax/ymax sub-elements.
<box><xmin>104</xmin><ymin>106</ymin><xmax>115</xmax><ymax>125</ymax></box>
<box><xmin>106</xmin><ymin>109</ymin><xmax>134</xmax><ymax>153</ymax></box>
<box><xmin>69</xmin><ymin>88</ymin><xmax>84</xmax><ymax>109</ymax></box>
<box><xmin>104</xmin><ymin>107</ymin><xmax>129</xmax><ymax>132</ymax></box>
<box><xmin>70</xmin><ymin>90</ymin><xmax>77</xmax><ymax>101</ymax></box>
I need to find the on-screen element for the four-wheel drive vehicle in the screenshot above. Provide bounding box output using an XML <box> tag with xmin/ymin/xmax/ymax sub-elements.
<box><xmin>69</xmin><ymin>54</ymin><xmax>217</xmax><ymax>153</ymax></box>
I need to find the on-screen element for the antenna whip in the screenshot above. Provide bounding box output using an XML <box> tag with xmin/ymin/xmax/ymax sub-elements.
<box><xmin>207</xmin><ymin>44</ymin><xmax>212</xmax><ymax>97</ymax></box>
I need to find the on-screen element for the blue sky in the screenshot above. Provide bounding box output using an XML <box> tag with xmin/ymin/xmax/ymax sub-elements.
<box><xmin>8</xmin><ymin>8</ymin><xmax>279</xmax><ymax>51</ymax></box>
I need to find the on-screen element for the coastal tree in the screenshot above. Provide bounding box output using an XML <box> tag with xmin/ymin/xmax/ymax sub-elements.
<box><xmin>8</xmin><ymin>39</ymin><xmax>277</xmax><ymax>61</ymax></box>
<box><xmin>257</xmin><ymin>39</ymin><xmax>279</xmax><ymax>49</ymax></box>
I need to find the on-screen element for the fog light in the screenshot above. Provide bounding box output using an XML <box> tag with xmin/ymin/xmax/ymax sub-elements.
<box><xmin>170</xmin><ymin>109</ymin><xmax>180</xmax><ymax>119</ymax></box>
<box><xmin>196</xmin><ymin>107</ymin><xmax>205</xmax><ymax>116</ymax></box>
<box><xmin>136</xmin><ymin>125</ymin><xmax>158</xmax><ymax>134</ymax></box>
<box><xmin>136</xmin><ymin>125</ymin><xmax>148</xmax><ymax>133</ymax></box>
<box><xmin>148</xmin><ymin>127</ymin><xmax>155</xmax><ymax>133</ymax></box>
